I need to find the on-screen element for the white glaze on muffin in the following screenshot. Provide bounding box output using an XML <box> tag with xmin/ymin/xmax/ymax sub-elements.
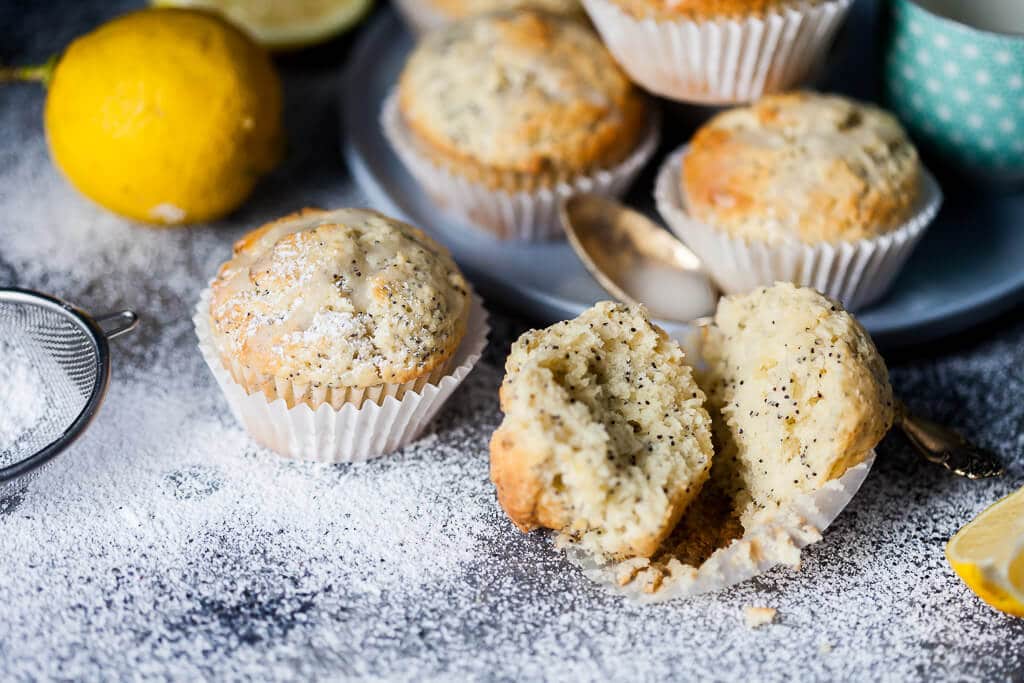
<box><xmin>210</xmin><ymin>208</ymin><xmax>470</xmax><ymax>391</ymax></box>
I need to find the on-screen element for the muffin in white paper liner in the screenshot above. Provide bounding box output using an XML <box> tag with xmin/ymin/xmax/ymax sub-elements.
<box><xmin>194</xmin><ymin>288</ymin><xmax>489</xmax><ymax>463</ymax></box>
<box><xmin>565</xmin><ymin>452</ymin><xmax>875</xmax><ymax>603</ymax></box>
<box><xmin>581</xmin><ymin>0</ymin><xmax>852</xmax><ymax>103</ymax></box>
<box><xmin>655</xmin><ymin>146</ymin><xmax>943</xmax><ymax>311</ymax></box>
<box><xmin>393</xmin><ymin>0</ymin><xmax>447</xmax><ymax>34</ymax></box>
<box><xmin>381</xmin><ymin>93</ymin><xmax>661</xmax><ymax>241</ymax></box>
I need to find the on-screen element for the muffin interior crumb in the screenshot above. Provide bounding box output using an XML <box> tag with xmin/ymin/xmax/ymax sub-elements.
<box><xmin>700</xmin><ymin>283</ymin><xmax>894</xmax><ymax>526</ymax></box>
<box><xmin>608</xmin><ymin>284</ymin><xmax>894</xmax><ymax>589</ymax></box>
<box><xmin>497</xmin><ymin>303</ymin><xmax>712</xmax><ymax>559</ymax></box>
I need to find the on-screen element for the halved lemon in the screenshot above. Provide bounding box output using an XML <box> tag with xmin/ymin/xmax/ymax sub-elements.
<box><xmin>946</xmin><ymin>484</ymin><xmax>1024</xmax><ymax>618</ymax></box>
<box><xmin>153</xmin><ymin>0</ymin><xmax>374</xmax><ymax>50</ymax></box>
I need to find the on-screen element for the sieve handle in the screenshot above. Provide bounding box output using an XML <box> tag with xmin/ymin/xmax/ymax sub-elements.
<box><xmin>95</xmin><ymin>310</ymin><xmax>139</xmax><ymax>340</ymax></box>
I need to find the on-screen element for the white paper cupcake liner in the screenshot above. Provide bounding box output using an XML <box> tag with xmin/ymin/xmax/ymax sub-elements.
<box><xmin>655</xmin><ymin>145</ymin><xmax>943</xmax><ymax>311</ymax></box>
<box><xmin>194</xmin><ymin>288</ymin><xmax>490</xmax><ymax>463</ymax></box>
<box><xmin>393</xmin><ymin>0</ymin><xmax>448</xmax><ymax>34</ymax></box>
<box><xmin>581</xmin><ymin>0</ymin><xmax>852</xmax><ymax>103</ymax></box>
<box><xmin>566</xmin><ymin>452</ymin><xmax>875</xmax><ymax>603</ymax></box>
<box><xmin>381</xmin><ymin>93</ymin><xmax>661</xmax><ymax>241</ymax></box>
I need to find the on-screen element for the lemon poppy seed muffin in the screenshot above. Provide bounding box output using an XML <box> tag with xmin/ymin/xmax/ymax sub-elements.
<box><xmin>683</xmin><ymin>92</ymin><xmax>921</xmax><ymax>244</ymax></box>
<box><xmin>209</xmin><ymin>208</ymin><xmax>471</xmax><ymax>409</ymax></box>
<box><xmin>700</xmin><ymin>283</ymin><xmax>894</xmax><ymax>524</ymax></box>
<box><xmin>397</xmin><ymin>10</ymin><xmax>649</xmax><ymax>190</ymax></box>
<box><xmin>490</xmin><ymin>302</ymin><xmax>714</xmax><ymax>560</ymax></box>
<box><xmin>605</xmin><ymin>0</ymin><xmax>824</xmax><ymax>20</ymax></box>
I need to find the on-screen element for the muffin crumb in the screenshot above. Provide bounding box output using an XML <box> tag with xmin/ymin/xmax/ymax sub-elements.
<box><xmin>743</xmin><ymin>606</ymin><xmax>778</xmax><ymax>629</ymax></box>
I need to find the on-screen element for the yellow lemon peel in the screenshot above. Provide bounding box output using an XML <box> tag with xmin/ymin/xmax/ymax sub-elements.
<box><xmin>44</xmin><ymin>8</ymin><xmax>283</xmax><ymax>225</ymax></box>
<box><xmin>946</xmin><ymin>485</ymin><xmax>1024</xmax><ymax>618</ymax></box>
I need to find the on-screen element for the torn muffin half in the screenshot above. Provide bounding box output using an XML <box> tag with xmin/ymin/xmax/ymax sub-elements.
<box><xmin>490</xmin><ymin>302</ymin><xmax>714</xmax><ymax>560</ymax></box>
<box><xmin>699</xmin><ymin>282</ymin><xmax>896</xmax><ymax>528</ymax></box>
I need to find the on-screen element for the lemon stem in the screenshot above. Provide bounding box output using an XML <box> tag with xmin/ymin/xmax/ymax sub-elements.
<box><xmin>0</xmin><ymin>55</ymin><xmax>59</xmax><ymax>86</ymax></box>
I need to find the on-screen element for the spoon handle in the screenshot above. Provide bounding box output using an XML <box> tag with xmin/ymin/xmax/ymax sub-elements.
<box><xmin>895</xmin><ymin>401</ymin><xmax>1004</xmax><ymax>479</ymax></box>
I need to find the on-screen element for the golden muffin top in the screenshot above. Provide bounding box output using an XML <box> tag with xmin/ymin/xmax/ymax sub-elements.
<box><xmin>397</xmin><ymin>10</ymin><xmax>648</xmax><ymax>179</ymax></box>
<box><xmin>683</xmin><ymin>92</ymin><xmax>921</xmax><ymax>244</ymax></box>
<box><xmin>209</xmin><ymin>208</ymin><xmax>470</xmax><ymax>389</ymax></box>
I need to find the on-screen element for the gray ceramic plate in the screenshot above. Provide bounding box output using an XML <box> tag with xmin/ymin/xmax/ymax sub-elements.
<box><xmin>342</xmin><ymin>9</ymin><xmax>1024</xmax><ymax>347</ymax></box>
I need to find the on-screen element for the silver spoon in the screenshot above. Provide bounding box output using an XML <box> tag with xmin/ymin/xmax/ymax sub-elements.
<box><xmin>560</xmin><ymin>193</ymin><xmax>718</xmax><ymax>323</ymax></box>
<box><xmin>560</xmin><ymin>194</ymin><xmax>1003</xmax><ymax>480</ymax></box>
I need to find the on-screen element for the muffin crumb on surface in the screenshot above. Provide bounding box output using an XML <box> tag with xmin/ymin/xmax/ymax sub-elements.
<box><xmin>744</xmin><ymin>606</ymin><xmax>778</xmax><ymax>628</ymax></box>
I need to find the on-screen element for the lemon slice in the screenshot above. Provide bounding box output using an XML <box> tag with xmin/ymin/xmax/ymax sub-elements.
<box><xmin>946</xmin><ymin>485</ymin><xmax>1024</xmax><ymax>618</ymax></box>
<box><xmin>153</xmin><ymin>0</ymin><xmax>374</xmax><ymax>50</ymax></box>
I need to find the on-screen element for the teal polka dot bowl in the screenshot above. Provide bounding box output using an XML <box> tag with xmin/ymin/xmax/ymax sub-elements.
<box><xmin>883</xmin><ymin>0</ymin><xmax>1024</xmax><ymax>182</ymax></box>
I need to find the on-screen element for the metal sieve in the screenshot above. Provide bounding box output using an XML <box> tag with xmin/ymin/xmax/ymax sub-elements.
<box><xmin>0</xmin><ymin>289</ymin><xmax>138</xmax><ymax>499</ymax></box>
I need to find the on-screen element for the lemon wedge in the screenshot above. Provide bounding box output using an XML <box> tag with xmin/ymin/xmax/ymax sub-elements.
<box><xmin>154</xmin><ymin>0</ymin><xmax>374</xmax><ymax>50</ymax></box>
<box><xmin>946</xmin><ymin>484</ymin><xmax>1024</xmax><ymax>618</ymax></box>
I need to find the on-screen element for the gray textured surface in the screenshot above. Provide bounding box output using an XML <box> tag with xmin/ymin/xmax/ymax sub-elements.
<box><xmin>1</xmin><ymin>2</ymin><xmax>1023</xmax><ymax>681</ymax></box>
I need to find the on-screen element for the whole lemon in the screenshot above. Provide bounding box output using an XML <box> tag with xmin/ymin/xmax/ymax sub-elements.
<box><xmin>44</xmin><ymin>8</ymin><xmax>283</xmax><ymax>225</ymax></box>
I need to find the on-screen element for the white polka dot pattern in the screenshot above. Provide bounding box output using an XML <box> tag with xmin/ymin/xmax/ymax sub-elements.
<box><xmin>883</xmin><ymin>0</ymin><xmax>1024</xmax><ymax>177</ymax></box>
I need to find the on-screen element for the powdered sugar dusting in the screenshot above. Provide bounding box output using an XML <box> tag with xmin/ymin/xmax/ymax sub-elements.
<box><xmin>1</xmin><ymin>9</ymin><xmax>1023</xmax><ymax>680</ymax></box>
<box><xmin>0</xmin><ymin>339</ymin><xmax>48</xmax><ymax>454</ymax></box>
<box><xmin>290</xmin><ymin>309</ymin><xmax>375</xmax><ymax>359</ymax></box>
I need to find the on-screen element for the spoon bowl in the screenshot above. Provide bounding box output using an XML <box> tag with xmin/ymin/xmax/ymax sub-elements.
<box><xmin>560</xmin><ymin>194</ymin><xmax>718</xmax><ymax>323</ymax></box>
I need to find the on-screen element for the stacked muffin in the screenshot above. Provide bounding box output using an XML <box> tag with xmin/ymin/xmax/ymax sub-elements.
<box><xmin>384</xmin><ymin>10</ymin><xmax>657</xmax><ymax>241</ymax></box>
<box><xmin>581</xmin><ymin>0</ymin><xmax>854</xmax><ymax>102</ymax></box>
<box><xmin>656</xmin><ymin>92</ymin><xmax>941</xmax><ymax>310</ymax></box>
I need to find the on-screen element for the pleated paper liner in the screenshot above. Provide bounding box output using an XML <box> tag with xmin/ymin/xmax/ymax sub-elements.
<box><xmin>565</xmin><ymin>453</ymin><xmax>875</xmax><ymax>603</ymax></box>
<box><xmin>655</xmin><ymin>145</ymin><xmax>943</xmax><ymax>311</ymax></box>
<box><xmin>582</xmin><ymin>0</ymin><xmax>852</xmax><ymax>104</ymax></box>
<box><xmin>194</xmin><ymin>288</ymin><xmax>489</xmax><ymax>463</ymax></box>
<box><xmin>381</xmin><ymin>92</ymin><xmax>661</xmax><ymax>241</ymax></box>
